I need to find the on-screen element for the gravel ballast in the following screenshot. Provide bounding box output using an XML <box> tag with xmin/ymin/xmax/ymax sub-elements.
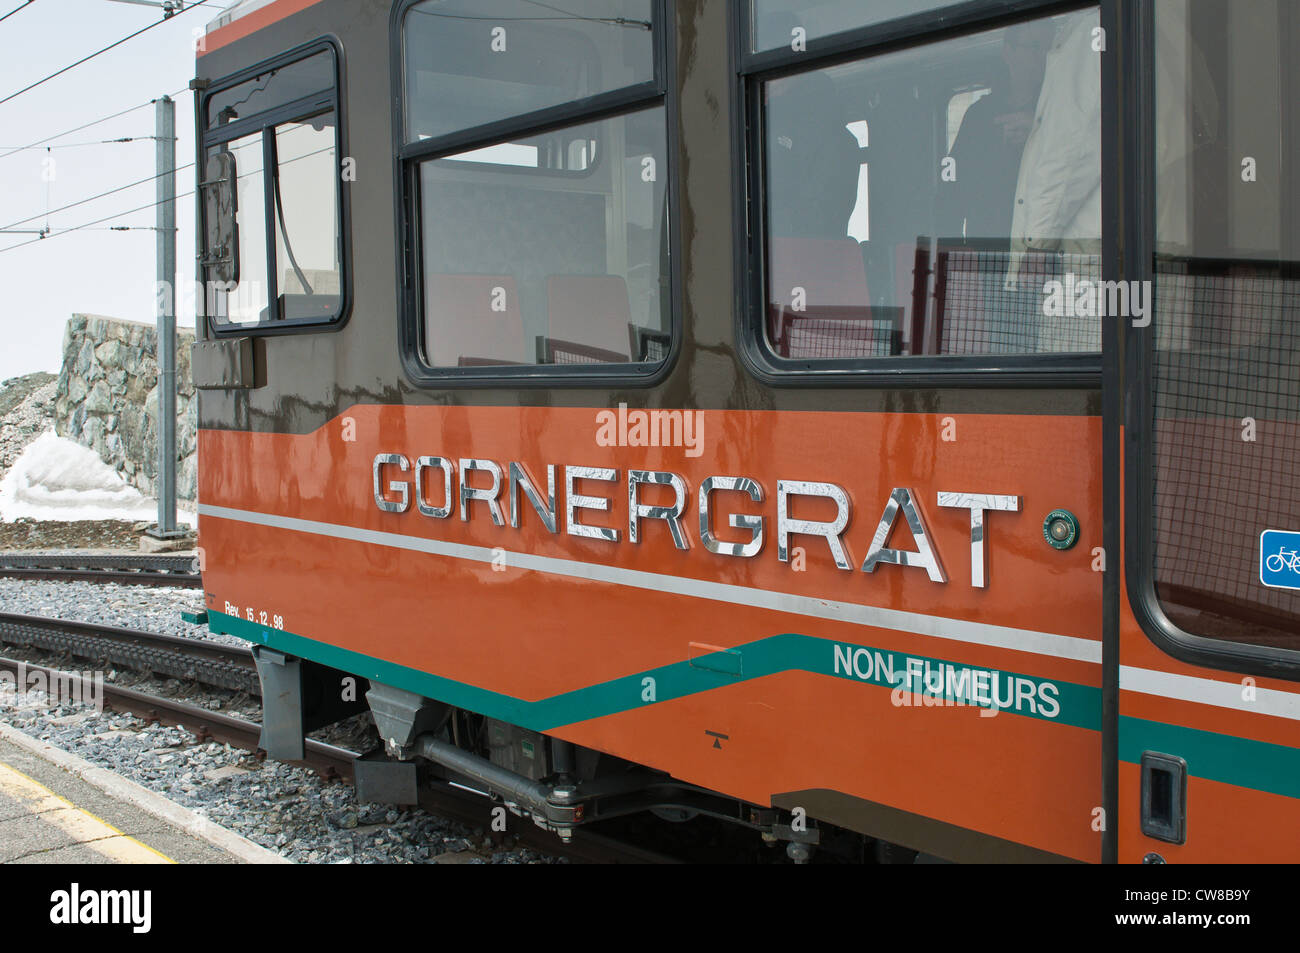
<box><xmin>0</xmin><ymin>578</ymin><xmax>563</xmax><ymax>864</ymax></box>
<box><xmin>0</xmin><ymin>577</ymin><xmax>240</xmax><ymax>645</ymax></box>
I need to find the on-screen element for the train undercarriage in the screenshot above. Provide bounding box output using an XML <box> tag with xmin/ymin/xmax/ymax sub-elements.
<box><xmin>250</xmin><ymin>647</ymin><xmax>926</xmax><ymax>864</ymax></box>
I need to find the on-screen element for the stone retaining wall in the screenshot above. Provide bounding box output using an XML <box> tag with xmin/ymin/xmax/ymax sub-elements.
<box><xmin>53</xmin><ymin>315</ymin><xmax>196</xmax><ymax>500</ymax></box>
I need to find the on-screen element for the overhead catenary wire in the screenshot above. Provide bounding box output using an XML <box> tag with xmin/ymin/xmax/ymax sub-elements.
<box><xmin>0</xmin><ymin>161</ymin><xmax>197</xmax><ymax>232</ymax></box>
<box><xmin>0</xmin><ymin>193</ymin><xmax>175</xmax><ymax>252</ymax></box>
<box><xmin>0</xmin><ymin>88</ymin><xmax>187</xmax><ymax>161</ymax></box>
<box><xmin>0</xmin><ymin>1</ymin><xmax>35</xmax><ymax>26</ymax></box>
<box><xmin>0</xmin><ymin>140</ymin><xmax>337</xmax><ymax>255</ymax></box>
<box><xmin>1</xmin><ymin>119</ymin><xmax>325</xmax><ymax>234</ymax></box>
<box><xmin>0</xmin><ymin>0</ymin><xmax>211</xmax><ymax>107</ymax></box>
<box><xmin>0</xmin><ymin>136</ymin><xmax>161</xmax><ymax>150</ymax></box>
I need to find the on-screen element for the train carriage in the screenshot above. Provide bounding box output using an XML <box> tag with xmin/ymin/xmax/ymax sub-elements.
<box><xmin>188</xmin><ymin>0</ymin><xmax>1300</xmax><ymax>862</ymax></box>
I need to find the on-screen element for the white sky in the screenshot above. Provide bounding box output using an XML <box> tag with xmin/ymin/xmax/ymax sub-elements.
<box><xmin>0</xmin><ymin>0</ymin><xmax>209</xmax><ymax>381</ymax></box>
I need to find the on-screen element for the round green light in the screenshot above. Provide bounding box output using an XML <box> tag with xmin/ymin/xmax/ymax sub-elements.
<box><xmin>1042</xmin><ymin>509</ymin><xmax>1080</xmax><ymax>550</ymax></box>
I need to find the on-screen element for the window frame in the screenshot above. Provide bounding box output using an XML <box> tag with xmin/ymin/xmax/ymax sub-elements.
<box><xmin>389</xmin><ymin>0</ymin><xmax>680</xmax><ymax>389</ymax></box>
<box><xmin>198</xmin><ymin>37</ymin><xmax>351</xmax><ymax>337</ymax></box>
<box><xmin>732</xmin><ymin>0</ymin><xmax>1109</xmax><ymax>389</ymax></box>
<box><xmin>1122</xmin><ymin>0</ymin><xmax>1300</xmax><ymax>682</ymax></box>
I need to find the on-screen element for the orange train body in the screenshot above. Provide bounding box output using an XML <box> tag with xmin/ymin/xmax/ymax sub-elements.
<box><xmin>191</xmin><ymin>0</ymin><xmax>1300</xmax><ymax>862</ymax></box>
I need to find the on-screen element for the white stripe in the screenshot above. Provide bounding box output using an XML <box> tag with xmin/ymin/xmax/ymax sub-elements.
<box><xmin>1121</xmin><ymin>665</ymin><xmax>1300</xmax><ymax>723</ymax></box>
<box><xmin>199</xmin><ymin>503</ymin><xmax>1101</xmax><ymax>665</ymax></box>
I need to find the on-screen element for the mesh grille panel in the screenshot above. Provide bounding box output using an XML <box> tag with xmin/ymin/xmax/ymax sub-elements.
<box><xmin>1151</xmin><ymin>259</ymin><xmax>1300</xmax><ymax>649</ymax></box>
<box><xmin>937</xmin><ymin>250</ymin><xmax>1103</xmax><ymax>354</ymax></box>
<box><xmin>785</xmin><ymin>317</ymin><xmax>896</xmax><ymax>358</ymax></box>
<box><xmin>765</xmin><ymin>247</ymin><xmax>1104</xmax><ymax>358</ymax></box>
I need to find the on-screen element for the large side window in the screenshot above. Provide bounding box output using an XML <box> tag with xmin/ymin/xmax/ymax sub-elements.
<box><xmin>200</xmin><ymin>44</ymin><xmax>345</xmax><ymax>331</ymax></box>
<box><xmin>743</xmin><ymin>4</ymin><xmax>1103</xmax><ymax>376</ymax></box>
<box><xmin>1143</xmin><ymin>0</ymin><xmax>1300</xmax><ymax>658</ymax></box>
<box><xmin>396</xmin><ymin>0</ymin><xmax>671</xmax><ymax>379</ymax></box>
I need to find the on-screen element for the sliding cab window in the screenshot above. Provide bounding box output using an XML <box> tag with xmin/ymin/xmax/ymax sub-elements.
<box><xmin>200</xmin><ymin>47</ymin><xmax>344</xmax><ymax>331</ymax></box>
<box><xmin>747</xmin><ymin>4</ymin><xmax>1102</xmax><ymax>371</ymax></box>
<box><xmin>1142</xmin><ymin>0</ymin><xmax>1300</xmax><ymax>658</ymax></box>
<box><xmin>398</xmin><ymin>0</ymin><xmax>670</xmax><ymax>376</ymax></box>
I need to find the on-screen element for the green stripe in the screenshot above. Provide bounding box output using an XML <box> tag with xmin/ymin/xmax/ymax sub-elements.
<box><xmin>208</xmin><ymin>610</ymin><xmax>1096</xmax><ymax>730</ymax></box>
<box><xmin>1120</xmin><ymin>716</ymin><xmax>1300</xmax><ymax>801</ymax></box>
<box><xmin>213</xmin><ymin>611</ymin><xmax>1300</xmax><ymax>799</ymax></box>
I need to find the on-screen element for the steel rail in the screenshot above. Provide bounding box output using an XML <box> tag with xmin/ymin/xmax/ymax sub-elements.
<box><xmin>0</xmin><ymin>568</ymin><xmax>201</xmax><ymax>587</ymax></box>
<box><xmin>0</xmin><ymin>612</ymin><xmax>257</xmax><ymax>693</ymax></box>
<box><xmin>0</xmin><ymin>653</ymin><xmax>351</xmax><ymax>781</ymax></box>
<box><xmin>0</xmin><ymin>553</ymin><xmax>200</xmax><ymax>588</ymax></box>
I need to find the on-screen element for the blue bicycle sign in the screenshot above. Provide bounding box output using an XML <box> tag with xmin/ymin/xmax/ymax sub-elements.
<box><xmin>1260</xmin><ymin>530</ymin><xmax>1300</xmax><ymax>590</ymax></box>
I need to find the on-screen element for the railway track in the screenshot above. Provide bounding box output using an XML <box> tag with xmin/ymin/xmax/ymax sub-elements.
<box><xmin>0</xmin><ymin>553</ymin><xmax>200</xmax><ymax>588</ymax></box>
<box><xmin>0</xmin><ymin>611</ymin><xmax>257</xmax><ymax>694</ymax></box>
<box><xmin>0</xmin><ymin>653</ymin><xmax>351</xmax><ymax>781</ymax></box>
<box><xmin>0</xmin><ymin>618</ymin><xmax>675</xmax><ymax>863</ymax></box>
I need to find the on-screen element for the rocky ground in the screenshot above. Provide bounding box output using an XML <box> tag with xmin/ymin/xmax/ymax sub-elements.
<box><xmin>0</xmin><ymin>519</ymin><xmax>143</xmax><ymax>550</ymax></box>
<box><xmin>0</xmin><ymin>371</ymin><xmax>168</xmax><ymax>550</ymax></box>
<box><xmin>0</xmin><ymin>373</ymin><xmax>56</xmax><ymax>475</ymax></box>
<box><xmin>0</xmin><ymin>578</ymin><xmax>229</xmax><ymax>643</ymax></box>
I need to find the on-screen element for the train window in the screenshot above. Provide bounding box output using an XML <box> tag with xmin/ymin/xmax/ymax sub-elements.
<box><xmin>1146</xmin><ymin>0</ymin><xmax>1300</xmax><ymax>655</ymax></box>
<box><xmin>206</xmin><ymin>50</ymin><xmax>334</xmax><ymax>130</ymax></box>
<box><xmin>750</xmin><ymin>0</ymin><xmax>956</xmax><ymax>53</ymax></box>
<box><xmin>200</xmin><ymin>42</ymin><xmax>345</xmax><ymax>332</ymax></box>
<box><xmin>272</xmin><ymin>117</ymin><xmax>342</xmax><ymax>321</ymax></box>
<box><xmin>752</xmin><ymin>9</ymin><xmax>1102</xmax><ymax>369</ymax></box>
<box><xmin>418</xmin><ymin>108</ymin><xmax>668</xmax><ymax>368</ymax></box>
<box><xmin>402</xmin><ymin>0</ymin><xmax>655</xmax><ymax>142</ymax></box>
<box><xmin>395</xmin><ymin>0</ymin><xmax>671</xmax><ymax>380</ymax></box>
<box><xmin>213</xmin><ymin>132</ymin><xmax>268</xmax><ymax>325</ymax></box>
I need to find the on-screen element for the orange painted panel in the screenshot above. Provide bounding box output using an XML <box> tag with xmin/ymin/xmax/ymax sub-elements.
<box><xmin>561</xmin><ymin>671</ymin><xmax>1102</xmax><ymax>861</ymax></box>
<box><xmin>1118</xmin><ymin>761</ymin><xmax>1300</xmax><ymax>863</ymax></box>
<box><xmin>197</xmin><ymin>405</ymin><xmax>1103</xmax><ymax>858</ymax></box>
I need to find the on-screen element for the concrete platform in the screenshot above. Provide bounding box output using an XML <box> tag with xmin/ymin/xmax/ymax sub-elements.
<box><xmin>0</xmin><ymin>729</ymin><xmax>285</xmax><ymax>864</ymax></box>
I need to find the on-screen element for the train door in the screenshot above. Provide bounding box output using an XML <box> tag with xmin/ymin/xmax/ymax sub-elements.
<box><xmin>1118</xmin><ymin>0</ymin><xmax>1300</xmax><ymax>863</ymax></box>
<box><xmin>745</xmin><ymin>3</ymin><xmax>1108</xmax><ymax>861</ymax></box>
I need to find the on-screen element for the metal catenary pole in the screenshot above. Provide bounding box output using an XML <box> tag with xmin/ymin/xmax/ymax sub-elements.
<box><xmin>153</xmin><ymin>94</ymin><xmax>178</xmax><ymax>536</ymax></box>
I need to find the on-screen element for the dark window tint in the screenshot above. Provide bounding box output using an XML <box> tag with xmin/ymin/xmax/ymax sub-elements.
<box><xmin>207</xmin><ymin>50</ymin><xmax>334</xmax><ymax>129</ymax></box>
<box><xmin>418</xmin><ymin>107</ymin><xmax>668</xmax><ymax>367</ymax></box>
<box><xmin>402</xmin><ymin>0</ymin><xmax>654</xmax><ymax>143</ymax></box>
<box><xmin>750</xmin><ymin>0</ymin><xmax>954</xmax><ymax>53</ymax></box>
<box><xmin>761</xmin><ymin>9</ymin><xmax>1102</xmax><ymax>361</ymax></box>
<box><xmin>1151</xmin><ymin>0</ymin><xmax>1300</xmax><ymax>652</ymax></box>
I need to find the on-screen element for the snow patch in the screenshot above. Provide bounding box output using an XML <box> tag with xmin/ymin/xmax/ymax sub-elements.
<box><xmin>0</xmin><ymin>430</ymin><xmax>193</xmax><ymax>525</ymax></box>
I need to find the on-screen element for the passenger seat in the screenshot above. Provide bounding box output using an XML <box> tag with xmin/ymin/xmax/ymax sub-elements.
<box><xmin>544</xmin><ymin>275</ymin><xmax>633</xmax><ymax>362</ymax></box>
<box><xmin>766</xmin><ymin>237</ymin><xmax>879</xmax><ymax>358</ymax></box>
<box><xmin>425</xmin><ymin>274</ymin><xmax>526</xmax><ymax>366</ymax></box>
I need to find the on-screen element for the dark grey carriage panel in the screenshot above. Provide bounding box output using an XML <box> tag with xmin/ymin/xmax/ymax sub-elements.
<box><xmin>194</xmin><ymin>0</ymin><xmax>1097</xmax><ymax>439</ymax></box>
